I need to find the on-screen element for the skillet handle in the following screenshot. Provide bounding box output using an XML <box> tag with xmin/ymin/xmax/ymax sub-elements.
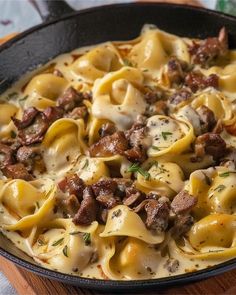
<box><xmin>32</xmin><ymin>0</ymin><xmax>75</xmax><ymax>22</ymax></box>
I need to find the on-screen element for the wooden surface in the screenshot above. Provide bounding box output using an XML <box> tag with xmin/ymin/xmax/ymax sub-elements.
<box><xmin>1</xmin><ymin>0</ymin><xmax>236</xmax><ymax>294</ymax></box>
<box><xmin>1</xmin><ymin>256</ymin><xmax>236</xmax><ymax>295</ymax></box>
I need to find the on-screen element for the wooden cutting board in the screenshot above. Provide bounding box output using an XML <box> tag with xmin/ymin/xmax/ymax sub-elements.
<box><xmin>1</xmin><ymin>0</ymin><xmax>235</xmax><ymax>294</ymax></box>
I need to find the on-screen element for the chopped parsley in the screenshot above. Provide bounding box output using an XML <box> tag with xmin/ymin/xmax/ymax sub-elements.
<box><xmin>202</xmin><ymin>172</ymin><xmax>212</xmax><ymax>186</ymax></box>
<box><xmin>83</xmin><ymin>233</ymin><xmax>91</xmax><ymax>246</ymax></box>
<box><xmin>161</xmin><ymin>132</ymin><xmax>172</xmax><ymax>141</ymax></box>
<box><xmin>6</xmin><ymin>92</ymin><xmax>18</xmax><ymax>100</ymax></box>
<box><xmin>151</xmin><ymin>146</ymin><xmax>160</xmax><ymax>151</ymax></box>
<box><xmin>52</xmin><ymin>238</ymin><xmax>64</xmax><ymax>246</ymax></box>
<box><xmin>82</xmin><ymin>159</ymin><xmax>89</xmax><ymax>170</ymax></box>
<box><xmin>19</xmin><ymin>95</ymin><xmax>28</xmax><ymax>102</ymax></box>
<box><xmin>37</xmin><ymin>239</ymin><xmax>45</xmax><ymax>246</ymax></box>
<box><xmin>123</xmin><ymin>58</ymin><xmax>134</xmax><ymax>67</ymax></box>
<box><xmin>128</xmin><ymin>163</ymin><xmax>151</xmax><ymax>180</ymax></box>
<box><xmin>219</xmin><ymin>171</ymin><xmax>236</xmax><ymax>178</ymax></box>
<box><xmin>10</xmin><ymin>130</ymin><xmax>16</xmax><ymax>139</ymax></box>
<box><xmin>63</xmin><ymin>245</ymin><xmax>68</xmax><ymax>257</ymax></box>
<box><xmin>214</xmin><ymin>184</ymin><xmax>226</xmax><ymax>193</ymax></box>
<box><xmin>69</xmin><ymin>231</ymin><xmax>81</xmax><ymax>235</ymax></box>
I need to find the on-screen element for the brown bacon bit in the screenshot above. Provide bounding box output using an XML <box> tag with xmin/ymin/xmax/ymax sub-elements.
<box><xmin>0</xmin><ymin>143</ymin><xmax>15</xmax><ymax>167</ymax></box>
<box><xmin>169</xmin><ymin>89</ymin><xmax>192</xmax><ymax>105</ymax></box>
<box><xmin>89</xmin><ymin>131</ymin><xmax>128</xmax><ymax>157</ymax></box>
<box><xmin>185</xmin><ymin>72</ymin><xmax>219</xmax><ymax>92</ymax></box>
<box><xmin>189</xmin><ymin>27</ymin><xmax>228</xmax><ymax>67</ymax></box>
<box><xmin>197</xmin><ymin>105</ymin><xmax>216</xmax><ymax>133</ymax></box>
<box><xmin>98</xmin><ymin>122</ymin><xmax>117</xmax><ymax>138</ymax></box>
<box><xmin>73</xmin><ymin>186</ymin><xmax>97</xmax><ymax>225</ymax></box>
<box><xmin>2</xmin><ymin>163</ymin><xmax>33</xmax><ymax>180</ymax></box>
<box><xmin>58</xmin><ymin>174</ymin><xmax>85</xmax><ymax>201</ymax></box>
<box><xmin>145</xmin><ymin>197</ymin><xmax>170</xmax><ymax>232</ymax></box>
<box><xmin>57</xmin><ymin>87</ymin><xmax>87</xmax><ymax>111</ymax></box>
<box><xmin>171</xmin><ymin>190</ymin><xmax>197</xmax><ymax>215</ymax></box>
<box><xmin>195</xmin><ymin>133</ymin><xmax>226</xmax><ymax>160</ymax></box>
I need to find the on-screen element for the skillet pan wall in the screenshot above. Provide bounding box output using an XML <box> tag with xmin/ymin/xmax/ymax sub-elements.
<box><xmin>0</xmin><ymin>2</ymin><xmax>236</xmax><ymax>290</ymax></box>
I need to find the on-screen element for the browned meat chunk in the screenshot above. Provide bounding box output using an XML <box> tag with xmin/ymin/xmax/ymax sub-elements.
<box><xmin>145</xmin><ymin>197</ymin><xmax>170</xmax><ymax>232</ymax></box>
<box><xmin>185</xmin><ymin>72</ymin><xmax>219</xmax><ymax>92</ymax></box>
<box><xmin>92</xmin><ymin>178</ymin><xmax>117</xmax><ymax>196</ymax></box>
<box><xmin>97</xmin><ymin>207</ymin><xmax>108</xmax><ymax>224</ymax></box>
<box><xmin>12</xmin><ymin>107</ymin><xmax>39</xmax><ymax>129</ymax></box>
<box><xmin>113</xmin><ymin>178</ymin><xmax>132</xmax><ymax>198</ymax></box>
<box><xmin>57</xmin><ymin>87</ymin><xmax>84</xmax><ymax>111</ymax></box>
<box><xmin>96</xmin><ymin>194</ymin><xmax>119</xmax><ymax>209</ymax></box>
<box><xmin>12</xmin><ymin>107</ymin><xmax>63</xmax><ymax>145</ymax></box>
<box><xmin>89</xmin><ymin>131</ymin><xmax>128</xmax><ymax>157</ymax></box>
<box><xmin>58</xmin><ymin>174</ymin><xmax>85</xmax><ymax>201</ymax></box>
<box><xmin>189</xmin><ymin>27</ymin><xmax>228</xmax><ymax>67</ymax></box>
<box><xmin>2</xmin><ymin>163</ymin><xmax>33</xmax><ymax>180</ymax></box>
<box><xmin>66</xmin><ymin>106</ymin><xmax>88</xmax><ymax>120</ymax></box>
<box><xmin>73</xmin><ymin>186</ymin><xmax>97</xmax><ymax>225</ymax></box>
<box><xmin>16</xmin><ymin>146</ymin><xmax>42</xmax><ymax>171</ymax></box>
<box><xmin>195</xmin><ymin>132</ymin><xmax>226</xmax><ymax>160</ymax></box>
<box><xmin>145</xmin><ymin>100</ymin><xmax>169</xmax><ymax>116</ymax></box>
<box><xmin>169</xmin><ymin>89</ymin><xmax>192</xmax><ymax>105</ymax></box>
<box><xmin>92</xmin><ymin>178</ymin><xmax>120</xmax><ymax>209</ymax></box>
<box><xmin>0</xmin><ymin>143</ymin><xmax>15</xmax><ymax>167</ymax></box>
<box><xmin>163</xmin><ymin>258</ymin><xmax>180</xmax><ymax>273</ymax></box>
<box><xmin>173</xmin><ymin>214</ymin><xmax>194</xmax><ymax>237</ymax></box>
<box><xmin>123</xmin><ymin>186</ymin><xmax>145</xmax><ymax>207</ymax></box>
<box><xmin>125</xmin><ymin>122</ymin><xmax>149</xmax><ymax>148</ymax></box>
<box><xmin>61</xmin><ymin>194</ymin><xmax>80</xmax><ymax>217</ymax></box>
<box><xmin>167</xmin><ymin>57</ymin><xmax>188</xmax><ymax>85</ymax></box>
<box><xmin>144</xmin><ymin>91</ymin><xmax>160</xmax><ymax>104</ymax></box>
<box><xmin>98</xmin><ymin>122</ymin><xmax>117</xmax><ymax>138</ymax></box>
<box><xmin>171</xmin><ymin>190</ymin><xmax>197</xmax><ymax>214</ymax></box>
<box><xmin>197</xmin><ymin>105</ymin><xmax>216</xmax><ymax>133</ymax></box>
<box><xmin>124</xmin><ymin>146</ymin><xmax>147</xmax><ymax>163</ymax></box>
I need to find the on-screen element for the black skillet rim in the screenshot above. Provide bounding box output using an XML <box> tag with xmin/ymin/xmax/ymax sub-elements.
<box><xmin>0</xmin><ymin>2</ymin><xmax>236</xmax><ymax>290</ymax></box>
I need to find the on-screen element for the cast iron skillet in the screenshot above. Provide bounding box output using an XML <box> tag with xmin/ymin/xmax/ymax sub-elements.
<box><xmin>0</xmin><ymin>0</ymin><xmax>236</xmax><ymax>291</ymax></box>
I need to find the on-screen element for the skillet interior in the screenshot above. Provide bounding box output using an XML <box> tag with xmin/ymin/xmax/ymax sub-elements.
<box><xmin>0</xmin><ymin>2</ymin><xmax>236</xmax><ymax>290</ymax></box>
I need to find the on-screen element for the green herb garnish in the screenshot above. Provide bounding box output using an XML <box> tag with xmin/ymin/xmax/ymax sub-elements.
<box><xmin>202</xmin><ymin>172</ymin><xmax>212</xmax><ymax>186</ymax></box>
<box><xmin>161</xmin><ymin>132</ymin><xmax>172</xmax><ymax>141</ymax></box>
<box><xmin>219</xmin><ymin>171</ymin><xmax>236</xmax><ymax>178</ymax></box>
<box><xmin>214</xmin><ymin>184</ymin><xmax>226</xmax><ymax>193</ymax></box>
<box><xmin>10</xmin><ymin>130</ymin><xmax>16</xmax><ymax>139</ymax></box>
<box><xmin>123</xmin><ymin>58</ymin><xmax>134</xmax><ymax>67</ymax></box>
<box><xmin>63</xmin><ymin>245</ymin><xmax>68</xmax><ymax>257</ymax></box>
<box><xmin>128</xmin><ymin>163</ymin><xmax>151</xmax><ymax>180</ymax></box>
<box><xmin>19</xmin><ymin>95</ymin><xmax>28</xmax><ymax>102</ymax></box>
<box><xmin>7</xmin><ymin>92</ymin><xmax>18</xmax><ymax>100</ymax></box>
<box><xmin>82</xmin><ymin>159</ymin><xmax>89</xmax><ymax>170</ymax></box>
<box><xmin>69</xmin><ymin>231</ymin><xmax>81</xmax><ymax>235</ymax></box>
<box><xmin>83</xmin><ymin>233</ymin><xmax>91</xmax><ymax>246</ymax></box>
<box><xmin>52</xmin><ymin>238</ymin><xmax>64</xmax><ymax>246</ymax></box>
<box><xmin>151</xmin><ymin>146</ymin><xmax>160</xmax><ymax>151</ymax></box>
<box><xmin>37</xmin><ymin>239</ymin><xmax>45</xmax><ymax>246</ymax></box>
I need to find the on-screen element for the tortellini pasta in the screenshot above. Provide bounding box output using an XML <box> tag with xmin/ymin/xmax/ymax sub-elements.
<box><xmin>0</xmin><ymin>25</ymin><xmax>235</xmax><ymax>281</ymax></box>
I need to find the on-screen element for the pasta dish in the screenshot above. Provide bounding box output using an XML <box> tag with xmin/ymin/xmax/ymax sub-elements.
<box><xmin>0</xmin><ymin>25</ymin><xmax>235</xmax><ymax>280</ymax></box>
